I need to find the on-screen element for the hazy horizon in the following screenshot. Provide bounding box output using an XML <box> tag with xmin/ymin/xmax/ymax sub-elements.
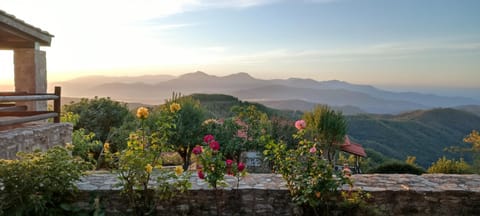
<box><xmin>1</xmin><ymin>0</ymin><xmax>479</xmax><ymax>90</ymax></box>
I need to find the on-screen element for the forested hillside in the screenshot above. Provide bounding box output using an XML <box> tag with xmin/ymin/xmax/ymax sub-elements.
<box><xmin>347</xmin><ymin>108</ymin><xmax>480</xmax><ymax>168</ymax></box>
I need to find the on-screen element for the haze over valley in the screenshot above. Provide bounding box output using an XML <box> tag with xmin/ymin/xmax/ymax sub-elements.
<box><xmin>49</xmin><ymin>71</ymin><xmax>480</xmax><ymax>115</ymax></box>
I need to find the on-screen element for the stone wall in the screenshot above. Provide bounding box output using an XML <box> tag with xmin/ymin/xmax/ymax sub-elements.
<box><xmin>0</xmin><ymin>123</ymin><xmax>72</xmax><ymax>159</ymax></box>
<box><xmin>75</xmin><ymin>173</ymin><xmax>480</xmax><ymax>215</ymax></box>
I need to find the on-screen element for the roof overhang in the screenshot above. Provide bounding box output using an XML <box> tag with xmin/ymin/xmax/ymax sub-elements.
<box><xmin>0</xmin><ymin>10</ymin><xmax>53</xmax><ymax>49</ymax></box>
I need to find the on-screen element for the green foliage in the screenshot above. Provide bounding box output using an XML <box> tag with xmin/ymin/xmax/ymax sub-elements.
<box><xmin>369</xmin><ymin>161</ymin><xmax>425</xmax><ymax>175</ymax></box>
<box><xmin>60</xmin><ymin>111</ymin><xmax>80</xmax><ymax>126</ymax></box>
<box><xmin>232</xmin><ymin>105</ymin><xmax>273</xmax><ymax>151</ymax></box>
<box><xmin>0</xmin><ymin>147</ymin><xmax>92</xmax><ymax>215</ymax></box>
<box><xmin>64</xmin><ymin>97</ymin><xmax>132</xmax><ymax>142</ymax></box>
<box><xmin>165</xmin><ymin>95</ymin><xmax>206</xmax><ymax>170</ymax></box>
<box><xmin>446</xmin><ymin>130</ymin><xmax>480</xmax><ymax>173</ymax></box>
<box><xmin>427</xmin><ymin>156</ymin><xmax>473</xmax><ymax>174</ymax></box>
<box><xmin>303</xmin><ymin>105</ymin><xmax>347</xmax><ymax>164</ymax></box>
<box><xmin>71</xmin><ymin>128</ymin><xmax>103</xmax><ymax>165</ymax></box>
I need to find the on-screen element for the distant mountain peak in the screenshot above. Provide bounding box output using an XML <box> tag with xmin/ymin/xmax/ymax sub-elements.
<box><xmin>224</xmin><ymin>72</ymin><xmax>255</xmax><ymax>80</ymax></box>
<box><xmin>178</xmin><ymin>71</ymin><xmax>213</xmax><ymax>79</ymax></box>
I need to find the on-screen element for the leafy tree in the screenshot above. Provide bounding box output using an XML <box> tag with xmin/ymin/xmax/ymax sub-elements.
<box><xmin>64</xmin><ymin>97</ymin><xmax>132</xmax><ymax>142</ymax></box>
<box><xmin>303</xmin><ymin>105</ymin><xmax>347</xmax><ymax>164</ymax></box>
<box><xmin>427</xmin><ymin>156</ymin><xmax>473</xmax><ymax>174</ymax></box>
<box><xmin>165</xmin><ymin>95</ymin><xmax>206</xmax><ymax>170</ymax></box>
<box><xmin>232</xmin><ymin>105</ymin><xmax>272</xmax><ymax>151</ymax></box>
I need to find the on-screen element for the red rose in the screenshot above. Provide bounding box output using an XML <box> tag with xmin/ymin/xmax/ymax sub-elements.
<box><xmin>209</xmin><ymin>140</ymin><xmax>220</xmax><ymax>151</ymax></box>
<box><xmin>237</xmin><ymin>162</ymin><xmax>245</xmax><ymax>172</ymax></box>
<box><xmin>192</xmin><ymin>145</ymin><xmax>203</xmax><ymax>155</ymax></box>
<box><xmin>198</xmin><ymin>170</ymin><xmax>205</xmax><ymax>179</ymax></box>
<box><xmin>226</xmin><ymin>159</ymin><xmax>233</xmax><ymax>166</ymax></box>
<box><xmin>203</xmin><ymin>134</ymin><xmax>215</xmax><ymax>143</ymax></box>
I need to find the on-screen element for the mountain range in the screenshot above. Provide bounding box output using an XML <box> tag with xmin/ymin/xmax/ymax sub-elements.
<box><xmin>50</xmin><ymin>71</ymin><xmax>480</xmax><ymax>114</ymax></box>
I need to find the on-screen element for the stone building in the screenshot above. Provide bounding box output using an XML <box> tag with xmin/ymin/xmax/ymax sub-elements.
<box><xmin>0</xmin><ymin>10</ymin><xmax>71</xmax><ymax>158</ymax></box>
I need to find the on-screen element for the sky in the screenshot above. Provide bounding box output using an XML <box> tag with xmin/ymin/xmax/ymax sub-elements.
<box><xmin>1</xmin><ymin>0</ymin><xmax>480</xmax><ymax>90</ymax></box>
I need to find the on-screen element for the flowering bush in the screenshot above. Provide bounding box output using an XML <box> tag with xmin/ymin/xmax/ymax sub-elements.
<box><xmin>194</xmin><ymin>135</ymin><xmax>227</xmax><ymax>189</ymax></box>
<box><xmin>106</xmin><ymin>106</ymin><xmax>191</xmax><ymax>214</ymax></box>
<box><xmin>264</xmin><ymin>119</ymin><xmax>352</xmax><ymax>214</ymax></box>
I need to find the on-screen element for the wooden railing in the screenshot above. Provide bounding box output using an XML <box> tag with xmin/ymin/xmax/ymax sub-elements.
<box><xmin>0</xmin><ymin>86</ymin><xmax>61</xmax><ymax>127</ymax></box>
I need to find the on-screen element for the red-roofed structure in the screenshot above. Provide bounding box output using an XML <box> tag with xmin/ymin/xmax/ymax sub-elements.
<box><xmin>339</xmin><ymin>136</ymin><xmax>367</xmax><ymax>174</ymax></box>
<box><xmin>341</xmin><ymin>136</ymin><xmax>367</xmax><ymax>157</ymax></box>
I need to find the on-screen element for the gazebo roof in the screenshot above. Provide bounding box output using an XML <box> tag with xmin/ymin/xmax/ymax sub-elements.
<box><xmin>340</xmin><ymin>136</ymin><xmax>367</xmax><ymax>157</ymax></box>
<box><xmin>0</xmin><ymin>10</ymin><xmax>53</xmax><ymax>49</ymax></box>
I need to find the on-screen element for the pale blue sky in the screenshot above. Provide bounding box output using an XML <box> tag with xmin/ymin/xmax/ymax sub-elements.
<box><xmin>1</xmin><ymin>0</ymin><xmax>479</xmax><ymax>89</ymax></box>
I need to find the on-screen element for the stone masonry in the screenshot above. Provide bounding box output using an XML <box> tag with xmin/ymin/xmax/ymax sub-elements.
<box><xmin>75</xmin><ymin>172</ymin><xmax>480</xmax><ymax>215</ymax></box>
<box><xmin>0</xmin><ymin>123</ymin><xmax>72</xmax><ymax>159</ymax></box>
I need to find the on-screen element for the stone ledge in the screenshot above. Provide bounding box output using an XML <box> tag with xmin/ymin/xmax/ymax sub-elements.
<box><xmin>73</xmin><ymin>172</ymin><xmax>480</xmax><ymax>215</ymax></box>
<box><xmin>77</xmin><ymin>172</ymin><xmax>480</xmax><ymax>193</ymax></box>
<box><xmin>0</xmin><ymin>123</ymin><xmax>73</xmax><ymax>159</ymax></box>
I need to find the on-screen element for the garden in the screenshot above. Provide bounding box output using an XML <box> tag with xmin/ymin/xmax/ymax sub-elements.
<box><xmin>1</xmin><ymin>95</ymin><xmax>479</xmax><ymax>215</ymax></box>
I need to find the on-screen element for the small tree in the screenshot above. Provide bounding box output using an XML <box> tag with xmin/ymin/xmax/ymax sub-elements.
<box><xmin>64</xmin><ymin>97</ymin><xmax>132</xmax><ymax>142</ymax></box>
<box><xmin>231</xmin><ymin>105</ymin><xmax>272</xmax><ymax>151</ymax></box>
<box><xmin>445</xmin><ymin>130</ymin><xmax>480</xmax><ymax>173</ymax></box>
<box><xmin>165</xmin><ymin>95</ymin><xmax>206</xmax><ymax>170</ymax></box>
<box><xmin>303</xmin><ymin>105</ymin><xmax>347</xmax><ymax>164</ymax></box>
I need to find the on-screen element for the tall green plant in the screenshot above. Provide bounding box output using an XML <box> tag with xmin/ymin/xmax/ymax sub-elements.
<box><xmin>303</xmin><ymin>105</ymin><xmax>347</xmax><ymax>164</ymax></box>
<box><xmin>165</xmin><ymin>95</ymin><xmax>206</xmax><ymax>170</ymax></box>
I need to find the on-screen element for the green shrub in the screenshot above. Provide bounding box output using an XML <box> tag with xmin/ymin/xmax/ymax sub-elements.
<box><xmin>64</xmin><ymin>97</ymin><xmax>132</xmax><ymax>142</ymax></box>
<box><xmin>369</xmin><ymin>161</ymin><xmax>425</xmax><ymax>175</ymax></box>
<box><xmin>0</xmin><ymin>147</ymin><xmax>92</xmax><ymax>215</ymax></box>
<box><xmin>427</xmin><ymin>156</ymin><xmax>473</xmax><ymax>174</ymax></box>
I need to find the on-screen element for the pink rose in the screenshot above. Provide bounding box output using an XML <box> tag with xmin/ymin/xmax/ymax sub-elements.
<box><xmin>309</xmin><ymin>146</ymin><xmax>317</xmax><ymax>153</ymax></box>
<box><xmin>237</xmin><ymin>162</ymin><xmax>245</xmax><ymax>172</ymax></box>
<box><xmin>295</xmin><ymin>120</ymin><xmax>306</xmax><ymax>130</ymax></box>
<box><xmin>203</xmin><ymin>134</ymin><xmax>215</xmax><ymax>143</ymax></box>
<box><xmin>198</xmin><ymin>170</ymin><xmax>205</xmax><ymax>179</ymax></box>
<box><xmin>226</xmin><ymin>159</ymin><xmax>233</xmax><ymax>166</ymax></box>
<box><xmin>209</xmin><ymin>140</ymin><xmax>220</xmax><ymax>151</ymax></box>
<box><xmin>192</xmin><ymin>145</ymin><xmax>203</xmax><ymax>155</ymax></box>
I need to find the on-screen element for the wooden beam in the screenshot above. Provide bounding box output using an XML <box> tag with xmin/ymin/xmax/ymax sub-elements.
<box><xmin>0</xmin><ymin>112</ymin><xmax>58</xmax><ymax>126</ymax></box>
<box><xmin>53</xmin><ymin>86</ymin><xmax>61</xmax><ymax>123</ymax></box>
<box><xmin>0</xmin><ymin>105</ymin><xmax>27</xmax><ymax>111</ymax></box>
<box><xmin>0</xmin><ymin>94</ymin><xmax>58</xmax><ymax>102</ymax></box>
<box><xmin>0</xmin><ymin>111</ymin><xmax>53</xmax><ymax>117</ymax></box>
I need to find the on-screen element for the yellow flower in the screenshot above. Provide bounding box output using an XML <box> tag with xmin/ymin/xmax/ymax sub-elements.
<box><xmin>65</xmin><ymin>143</ymin><xmax>74</xmax><ymax>151</ymax></box>
<box><xmin>169</xmin><ymin>103</ymin><xmax>181</xmax><ymax>113</ymax></box>
<box><xmin>175</xmin><ymin>166</ymin><xmax>184</xmax><ymax>176</ymax></box>
<box><xmin>136</xmin><ymin>107</ymin><xmax>149</xmax><ymax>119</ymax></box>
<box><xmin>103</xmin><ymin>143</ymin><xmax>110</xmax><ymax>152</ymax></box>
<box><xmin>145</xmin><ymin>163</ymin><xmax>153</xmax><ymax>174</ymax></box>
